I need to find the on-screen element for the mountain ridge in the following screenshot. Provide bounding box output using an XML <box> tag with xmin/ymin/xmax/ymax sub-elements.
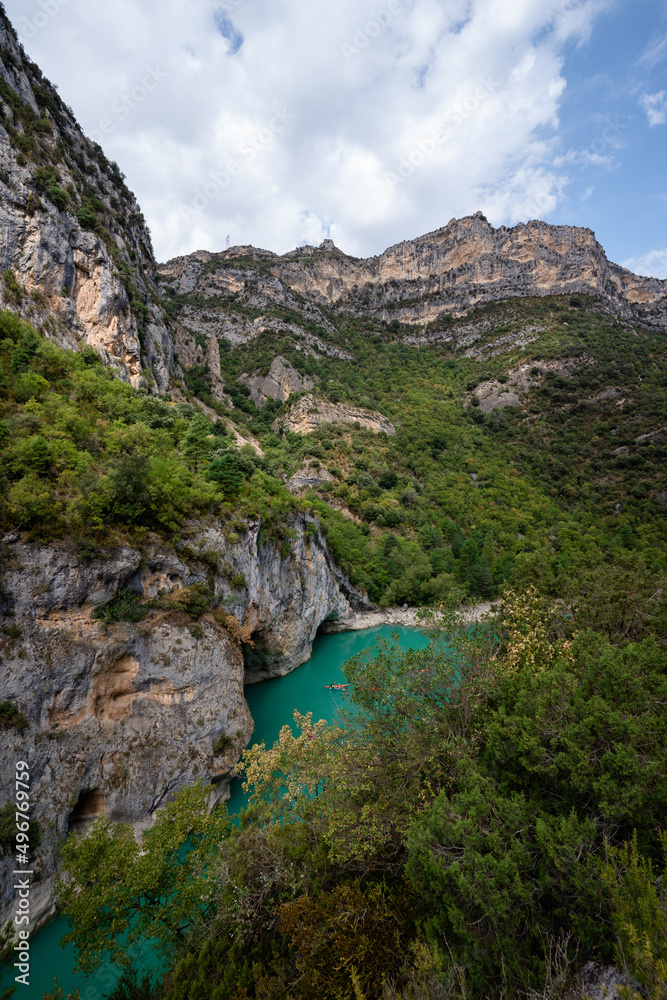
<box><xmin>161</xmin><ymin>212</ymin><xmax>667</xmax><ymax>334</ymax></box>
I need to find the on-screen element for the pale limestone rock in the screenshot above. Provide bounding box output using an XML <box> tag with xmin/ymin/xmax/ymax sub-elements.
<box><xmin>205</xmin><ymin>334</ymin><xmax>232</xmax><ymax>406</ymax></box>
<box><xmin>274</xmin><ymin>393</ymin><xmax>396</xmax><ymax>436</ymax></box>
<box><xmin>173</xmin><ymin>322</ymin><xmax>204</xmax><ymax>368</ymax></box>
<box><xmin>0</xmin><ymin>19</ymin><xmax>177</xmax><ymax>393</ymax></box>
<box><xmin>286</xmin><ymin>465</ymin><xmax>335</xmax><ymax>494</ymax></box>
<box><xmin>161</xmin><ymin>214</ymin><xmax>667</xmax><ymax>333</ymax></box>
<box><xmin>0</xmin><ymin>515</ymin><xmax>372</xmax><ymax>929</ymax></box>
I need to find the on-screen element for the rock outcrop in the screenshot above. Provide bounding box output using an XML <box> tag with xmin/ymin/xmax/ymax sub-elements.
<box><xmin>240</xmin><ymin>356</ymin><xmax>315</xmax><ymax>408</ymax></box>
<box><xmin>158</xmin><ymin>250</ymin><xmax>352</xmax><ymax>358</ymax></box>
<box><xmin>0</xmin><ymin>514</ymin><xmax>371</xmax><ymax>930</ymax></box>
<box><xmin>0</xmin><ymin>13</ymin><xmax>177</xmax><ymax>391</ymax></box>
<box><xmin>205</xmin><ymin>334</ymin><xmax>233</xmax><ymax>406</ymax></box>
<box><xmin>286</xmin><ymin>465</ymin><xmax>336</xmax><ymax>495</ymax></box>
<box><xmin>274</xmin><ymin>216</ymin><xmax>667</xmax><ymax>329</ymax></box>
<box><xmin>274</xmin><ymin>394</ymin><xmax>397</xmax><ymax>436</ymax></box>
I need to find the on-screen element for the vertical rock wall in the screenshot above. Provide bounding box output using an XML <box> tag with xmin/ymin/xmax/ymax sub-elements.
<box><xmin>0</xmin><ymin>515</ymin><xmax>370</xmax><ymax>930</ymax></box>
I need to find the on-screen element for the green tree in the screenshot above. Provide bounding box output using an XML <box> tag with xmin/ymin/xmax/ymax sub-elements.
<box><xmin>6</xmin><ymin>472</ymin><xmax>53</xmax><ymax>525</ymax></box>
<box><xmin>207</xmin><ymin>452</ymin><xmax>244</xmax><ymax>497</ymax></box>
<box><xmin>111</xmin><ymin>455</ymin><xmax>153</xmax><ymax>523</ymax></box>
<box><xmin>182</xmin><ymin>414</ymin><xmax>212</xmax><ymax>472</ymax></box>
<box><xmin>56</xmin><ymin>783</ymin><xmax>230</xmax><ymax>976</ymax></box>
<box><xmin>10</xmin><ymin>328</ymin><xmax>39</xmax><ymax>373</ymax></box>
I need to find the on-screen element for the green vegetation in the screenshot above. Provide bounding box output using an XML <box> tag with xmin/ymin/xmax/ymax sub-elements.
<box><xmin>0</xmin><ymin>699</ymin><xmax>28</xmax><ymax>731</ymax></box>
<box><xmin>167</xmin><ymin>289</ymin><xmax>667</xmax><ymax>606</ymax></box>
<box><xmin>0</xmin><ymin>801</ymin><xmax>40</xmax><ymax>855</ymax></box>
<box><xmin>0</xmin><ymin>311</ymin><xmax>302</xmax><ymax>545</ymax></box>
<box><xmin>93</xmin><ymin>589</ymin><xmax>148</xmax><ymax>625</ymax></box>
<box><xmin>53</xmin><ymin>588</ymin><xmax>667</xmax><ymax>999</ymax></box>
<box><xmin>212</xmin><ymin>733</ymin><xmax>234</xmax><ymax>755</ymax></box>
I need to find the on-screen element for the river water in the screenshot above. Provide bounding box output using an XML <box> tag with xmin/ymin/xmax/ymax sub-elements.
<box><xmin>2</xmin><ymin>625</ymin><xmax>429</xmax><ymax>1000</ymax></box>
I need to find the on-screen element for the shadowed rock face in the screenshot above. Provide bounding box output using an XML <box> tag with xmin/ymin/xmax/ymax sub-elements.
<box><xmin>0</xmin><ymin>13</ymin><xmax>177</xmax><ymax>392</ymax></box>
<box><xmin>240</xmin><ymin>356</ymin><xmax>315</xmax><ymax>408</ymax></box>
<box><xmin>161</xmin><ymin>215</ymin><xmax>667</xmax><ymax>332</ymax></box>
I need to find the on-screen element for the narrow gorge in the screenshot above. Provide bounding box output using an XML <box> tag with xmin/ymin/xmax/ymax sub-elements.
<box><xmin>0</xmin><ymin>516</ymin><xmax>370</xmax><ymax>930</ymax></box>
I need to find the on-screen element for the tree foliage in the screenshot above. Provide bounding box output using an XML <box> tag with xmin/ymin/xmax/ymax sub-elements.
<box><xmin>53</xmin><ymin>589</ymin><xmax>667</xmax><ymax>1000</ymax></box>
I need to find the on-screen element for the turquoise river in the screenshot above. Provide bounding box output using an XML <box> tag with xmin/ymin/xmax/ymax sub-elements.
<box><xmin>2</xmin><ymin>625</ymin><xmax>429</xmax><ymax>1000</ymax></box>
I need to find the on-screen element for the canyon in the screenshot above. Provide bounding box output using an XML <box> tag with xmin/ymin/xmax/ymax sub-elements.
<box><xmin>0</xmin><ymin>5</ymin><xmax>666</xmax><ymax>962</ymax></box>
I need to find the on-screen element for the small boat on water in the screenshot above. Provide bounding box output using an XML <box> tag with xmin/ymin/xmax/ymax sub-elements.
<box><xmin>324</xmin><ymin>683</ymin><xmax>350</xmax><ymax>691</ymax></box>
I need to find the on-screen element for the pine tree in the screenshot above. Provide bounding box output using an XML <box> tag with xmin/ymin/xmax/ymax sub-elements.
<box><xmin>207</xmin><ymin>452</ymin><xmax>244</xmax><ymax>498</ymax></box>
<box><xmin>182</xmin><ymin>414</ymin><xmax>212</xmax><ymax>472</ymax></box>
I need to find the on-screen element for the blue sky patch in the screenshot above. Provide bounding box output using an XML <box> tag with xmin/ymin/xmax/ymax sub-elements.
<box><xmin>215</xmin><ymin>11</ymin><xmax>243</xmax><ymax>54</ymax></box>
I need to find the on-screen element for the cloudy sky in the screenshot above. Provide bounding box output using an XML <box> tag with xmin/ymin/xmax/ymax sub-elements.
<box><xmin>6</xmin><ymin>0</ymin><xmax>667</xmax><ymax>274</ymax></box>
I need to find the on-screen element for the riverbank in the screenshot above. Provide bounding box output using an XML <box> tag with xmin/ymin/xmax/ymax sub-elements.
<box><xmin>320</xmin><ymin>601</ymin><xmax>497</xmax><ymax>633</ymax></box>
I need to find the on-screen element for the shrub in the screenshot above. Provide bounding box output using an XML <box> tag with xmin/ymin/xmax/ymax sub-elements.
<box><xmin>77</xmin><ymin>206</ymin><xmax>97</xmax><ymax>229</ymax></box>
<box><xmin>48</xmin><ymin>186</ymin><xmax>70</xmax><ymax>211</ymax></box>
<box><xmin>94</xmin><ymin>589</ymin><xmax>147</xmax><ymax>625</ymax></box>
<box><xmin>0</xmin><ymin>700</ymin><xmax>29</xmax><ymax>731</ymax></box>
<box><xmin>212</xmin><ymin>733</ymin><xmax>233</xmax><ymax>755</ymax></box>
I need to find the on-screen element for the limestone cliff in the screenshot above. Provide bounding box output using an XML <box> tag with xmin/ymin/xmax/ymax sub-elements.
<box><xmin>161</xmin><ymin>214</ymin><xmax>667</xmax><ymax>335</ymax></box>
<box><xmin>274</xmin><ymin>393</ymin><xmax>397</xmax><ymax>436</ymax></box>
<box><xmin>240</xmin><ymin>356</ymin><xmax>316</xmax><ymax>409</ymax></box>
<box><xmin>0</xmin><ymin>514</ymin><xmax>370</xmax><ymax>930</ymax></box>
<box><xmin>0</xmin><ymin>13</ymin><xmax>176</xmax><ymax>391</ymax></box>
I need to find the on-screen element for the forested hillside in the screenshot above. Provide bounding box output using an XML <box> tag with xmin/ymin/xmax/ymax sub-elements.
<box><xmin>160</xmin><ymin>272</ymin><xmax>667</xmax><ymax>609</ymax></box>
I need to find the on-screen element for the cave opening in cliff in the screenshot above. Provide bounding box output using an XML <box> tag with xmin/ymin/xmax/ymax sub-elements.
<box><xmin>67</xmin><ymin>788</ymin><xmax>107</xmax><ymax>833</ymax></box>
<box><xmin>242</xmin><ymin>631</ymin><xmax>277</xmax><ymax>684</ymax></box>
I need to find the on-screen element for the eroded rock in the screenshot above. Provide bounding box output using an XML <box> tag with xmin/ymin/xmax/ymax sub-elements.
<box><xmin>240</xmin><ymin>356</ymin><xmax>316</xmax><ymax>408</ymax></box>
<box><xmin>0</xmin><ymin>515</ymin><xmax>371</xmax><ymax>930</ymax></box>
<box><xmin>274</xmin><ymin>393</ymin><xmax>396</xmax><ymax>436</ymax></box>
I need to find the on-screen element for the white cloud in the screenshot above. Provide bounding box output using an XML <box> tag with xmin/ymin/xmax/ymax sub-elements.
<box><xmin>639</xmin><ymin>90</ymin><xmax>667</xmax><ymax>126</ymax></box>
<box><xmin>638</xmin><ymin>30</ymin><xmax>667</xmax><ymax>69</ymax></box>
<box><xmin>7</xmin><ymin>0</ymin><xmax>615</xmax><ymax>260</ymax></box>
<box><xmin>621</xmin><ymin>248</ymin><xmax>667</xmax><ymax>279</ymax></box>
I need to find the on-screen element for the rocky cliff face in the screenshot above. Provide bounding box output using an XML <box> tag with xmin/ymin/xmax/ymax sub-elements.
<box><xmin>0</xmin><ymin>514</ymin><xmax>370</xmax><ymax>930</ymax></box>
<box><xmin>240</xmin><ymin>356</ymin><xmax>316</xmax><ymax>409</ymax></box>
<box><xmin>0</xmin><ymin>13</ymin><xmax>176</xmax><ymax>391</ymax></box>
<box><xmin>161</xmin><ymin>214</ymin><xmax>667</xmax><ymax>335</ymax></box>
